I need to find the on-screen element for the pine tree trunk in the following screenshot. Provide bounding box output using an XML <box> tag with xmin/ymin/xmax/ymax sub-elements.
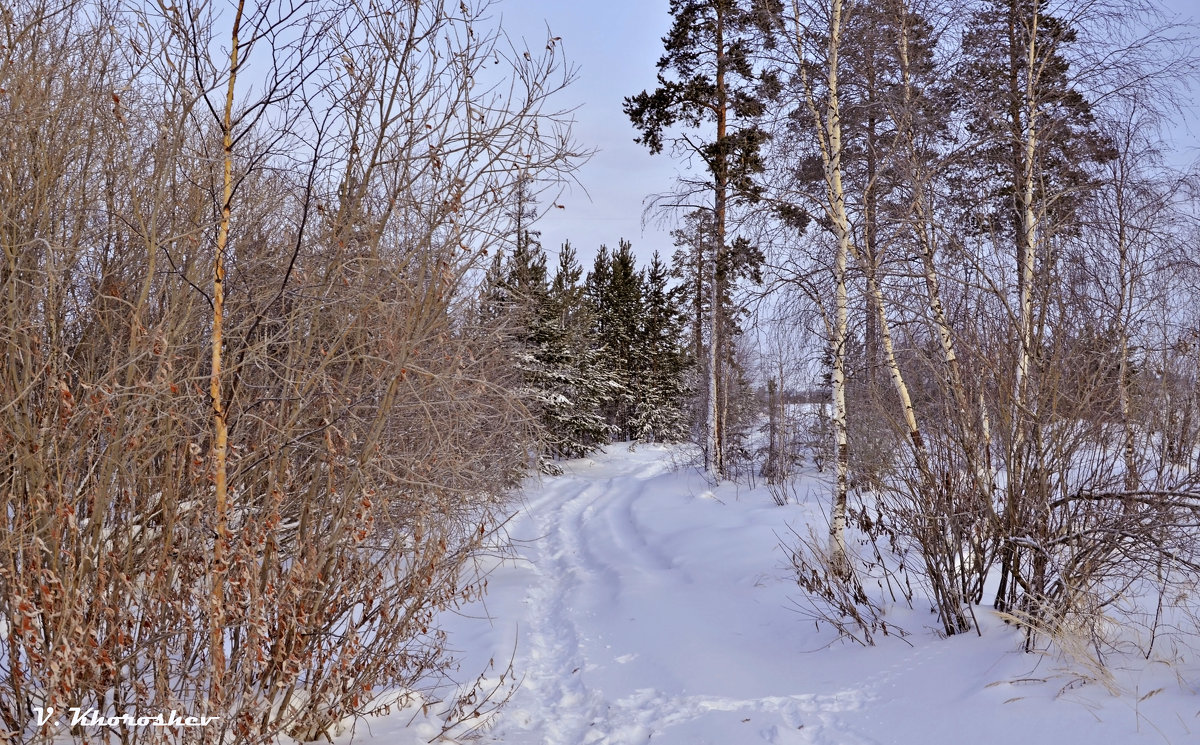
<box><xmin>708</xmin><ymin>252</ymin><xmax>722</xmax><ymax>477</ymax></box>
<box><xmin>708</xmin><ymin>3</ymin><xmax>730</xmax><ymax>480</ymax></box>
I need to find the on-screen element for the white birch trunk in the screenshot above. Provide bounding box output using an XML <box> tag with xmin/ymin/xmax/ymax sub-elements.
<box><xmin>786</xmin><ymin>0</ymin><xmax>851</xmax><ymax>566</ymax></box>
<box><xmin>1014</xmin><ymin>12</ymin><xmax>1041</xmax><ymax>452</ymax></box>
<box><xmin>822</xmin><ymin>0</ymin><xmax>850</xmax><ymax>569</ymax></box>
<box><xmin>1113</xmin><ymin>174</ymin><xmax>1139</xmax><ymax>491</ymax></box>
<box><xmin>860</xmin><ymin>270</ymin><xmax>925</xmax><ymax>464</ymax></box>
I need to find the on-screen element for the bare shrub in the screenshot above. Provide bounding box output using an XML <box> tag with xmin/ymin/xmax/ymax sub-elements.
<box><xmin>0</xmin><ymin>0</ymin><xmax>580</xmax><ymax>742</ymax></box>
<box><xmin>785</xmin><ymin>522</ymin><xmax>911</xmax><ymax>647</ymax></box>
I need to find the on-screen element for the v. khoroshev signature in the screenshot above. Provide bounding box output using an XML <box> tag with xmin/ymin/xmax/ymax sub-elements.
<box><xmin>32</xmin><ymin>707</ymin><xmax>219</xmax><ymax>728</ymax></box>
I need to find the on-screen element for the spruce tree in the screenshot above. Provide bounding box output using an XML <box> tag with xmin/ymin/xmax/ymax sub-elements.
<box><xmin>545</xmin><ymin>243</ymin><xmax>618</xmax><ymax>457</ymax></box>
<box><xmin>477</xmin><ymin>249</ymin><xmax>510</xmax><ymax>324</ymax></box>
<box><xmin>633</xmin><ymin>251</ymin><xmax>691</xmax><ymax>443</ymax></box>
<box><xmin>599</xmin><ymin>240</ymin><xmax>646</xmax><ymax>441</ymax></box>
<box><xmin>491</xmin><ymin>223</ymin><xmax>615</xmax><ymax>465</ymax></box>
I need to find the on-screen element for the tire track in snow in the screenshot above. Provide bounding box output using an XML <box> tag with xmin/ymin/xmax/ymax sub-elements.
<box><xmin>513</xmin><ymin>476</ymin><xmax>614</xmax><ymax>745</ymax></box>
<box><xmin>501</xmin><ymin>449</ymin><xmax>881</xmax><ymax>745</ymax></box>
<box><xmin>573</xmin><ymin>479</ymin><xmax>624</xmax><ymax>605</ymax></box>
<box><xmin>507</xmin><ymin>460</ymin><xmax>679</xmax><ymax>744</ymax></box>
<box><xmin>602</xmin><ymin>472</ymin><xmax>679</xmax><ymax>575</ymax></box>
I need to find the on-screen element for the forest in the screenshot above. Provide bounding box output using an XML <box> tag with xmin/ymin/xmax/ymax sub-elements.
<box><xmin>2</xmin><ymin>0</ymin><xmax>1200</xmax><ymax>742</ymax></box>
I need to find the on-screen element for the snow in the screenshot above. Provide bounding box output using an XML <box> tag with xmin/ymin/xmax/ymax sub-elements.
<box><xmin>336</xmin><ymin>444</ymin><xmax>1200</xmax><ymax>745</ymax></box>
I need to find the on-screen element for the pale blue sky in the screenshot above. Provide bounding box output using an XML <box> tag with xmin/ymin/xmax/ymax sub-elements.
<box><xmin>498</xmin><ymin>1</ymin><xmax>679</xmax><ymax>264</ymax></box>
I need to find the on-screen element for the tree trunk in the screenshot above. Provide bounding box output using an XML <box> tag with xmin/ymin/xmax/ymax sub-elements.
<box><xmin>708</xmin><ymin>251</ymin><xmax>722</xmax><ymax>477</ymax></box>
<box><xmin>708</xmin><ymin>3</ymin><xmax>731</xmax><ymax>480</ymax></box>
<box><xmin>767</xmin><ymin>378</ymin><xmax>779</xmax><ymax>482</ymax></box>
<box><xmin>823</xmin><ymin>0</ymin><xmax>851</xmax><ymax>571</ymax></box>
<box><xmin>209</xmin><ymin>0</ymin><xmax>245</xmax><ymax>711</ymax></box>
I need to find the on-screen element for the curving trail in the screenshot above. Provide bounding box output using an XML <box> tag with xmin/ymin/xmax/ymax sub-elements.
<box><xmin>487</xmin><ymin>446</ymin><xmax>879</xmax><ymax>745</ymax></box>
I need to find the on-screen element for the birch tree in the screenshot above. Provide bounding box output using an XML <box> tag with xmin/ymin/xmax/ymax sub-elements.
<box><xmin>765</xmin><ymin>0</ymin><xmax>904</xmax><ymax>580</ymax></box>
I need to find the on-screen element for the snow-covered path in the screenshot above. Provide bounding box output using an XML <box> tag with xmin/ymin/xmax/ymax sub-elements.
<box><xmin>486</xmin><ymin>446</ymin><xmax>874</xmax><ymax>745</ymax></box>
<box><xmin>353</xmin><ymin>444</ymin><xmax>1200</xmax><ymax>745</ymax></box>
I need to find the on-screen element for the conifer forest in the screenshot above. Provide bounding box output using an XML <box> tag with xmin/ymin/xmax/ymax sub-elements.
<box><xmin>3</xmin><ymin>0</ymin><xmax>1200</xmax><ymax>743</ymax></box>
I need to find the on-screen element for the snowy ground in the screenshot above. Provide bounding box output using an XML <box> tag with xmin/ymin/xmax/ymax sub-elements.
<box><xmin>340</xmin><ymin>444</ymin><xmax>1200</xmax><ymax>745</ymax></box>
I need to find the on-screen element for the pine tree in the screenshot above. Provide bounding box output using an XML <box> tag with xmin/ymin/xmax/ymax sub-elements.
<box><xmin>957</xmin><ymin>0</ymin><xmax>1114</xmax><ymax>615</ymax></box>
<box><xmin>668</xmin><ymin>210</ymin><xmax>761</xmax><ymax>462</ymax></box>
<box><xmin>958</xmin><ymin>0</ymin><xmax>1112</xmax><ymax>245</ymax></box>
<box><xmin>834</xmin><ymin>0</ymin><xmax>949</xmax><ymax>388</ymax></box>
<box><xmin>625</xmin><ymin>0</ymin><xmax>774</xmax><ymax>478</ymax></box>
<box><xmin>670</xmin><ymin>210</ymin><xmax>713</xmax><ymax>364</ymax></box>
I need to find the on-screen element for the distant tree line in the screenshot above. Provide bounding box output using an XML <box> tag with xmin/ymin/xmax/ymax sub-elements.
<box><xmin>480</xmin><ymin>230</ymin><xmax>692</xmax><ymax>468</ymax></box>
